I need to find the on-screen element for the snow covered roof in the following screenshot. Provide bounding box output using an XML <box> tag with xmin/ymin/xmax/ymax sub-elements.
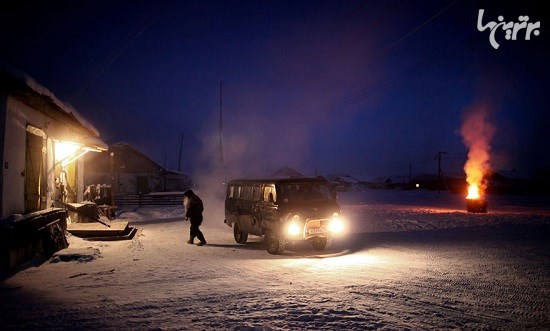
<box><xmin>1</xmin><ymin>66</ymin><xmax>101</xmax><ymax>137</ymax></box>
<box><xmin>337</xmin><ymin>175</ymin><xmax>359</xmax><ymax>184</ymax></box>
<box><xmin>109</xmin><ymin>142</ymin><xmax>188</xmax><ymax>176</ymax></box>
<box><xmin>269</xmin><ymin>166</ymin><xmax>304</xmax><ymax>178</ymax></box>
<box><xmin>83</xmin><ymin>136</ymin><xmax>108</xmax><ymax>151</ymax></box>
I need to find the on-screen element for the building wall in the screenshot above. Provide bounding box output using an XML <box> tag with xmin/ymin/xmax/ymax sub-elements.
<box><xmin>2</xmin><ymin>97</ymin><xmax>32</xmax><ymax>217</ymax></box>
<box><xmin>84</xmin><ymin>145</ymin><xmax>190</xmax><ymax>195</ymax></box>
<box><xmin>1</xmin><ymin>97</ymin><xmax>90</xmax><ymax>217</ymax></box>
<box><xmin>76</xmin><ymin>159</ymin><xmax>84</xmax><ymax>202</ymax></box>
<box><xmin>86</xmin><ymin>172</ymin><xmax>158</xmax><ymax>195</ymax></box>
<box><xmin>0</xmin><ymin>94</ymin><xmax>6</xmax><ymax>217</ymax></box>
<box><xmin>85</xmin><ymin>171</ymin><xmax>189</xmax><ymax>195</ymax></box>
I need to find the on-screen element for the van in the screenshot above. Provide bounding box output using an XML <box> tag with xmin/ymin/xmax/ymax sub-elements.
<box><xmin>224</xmin><ymin>177</ymin><xmax>344</xmax><ymax>254</ymax></box>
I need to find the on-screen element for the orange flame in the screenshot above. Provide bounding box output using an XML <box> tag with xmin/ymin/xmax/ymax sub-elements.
<box><xmin>460</xmin><ymin>104</ymin><xmax>495</xmax><ymax>199</ymax></box>
<box><xmin>466</xmin><ymin>184</ymin><xmax>480</xmax><ymax>200</ymax></box>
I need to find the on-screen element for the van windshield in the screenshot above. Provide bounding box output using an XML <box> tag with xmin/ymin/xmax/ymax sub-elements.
<box><xmin>279</xmin><ymin>182</ymin><xmax>332</xmax><ymax>202</ymax></box>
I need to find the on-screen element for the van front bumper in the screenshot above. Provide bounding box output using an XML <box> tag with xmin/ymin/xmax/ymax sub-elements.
<box><xmin>286</xmin><ymin>216</ymin><xmax>345</xmax><ymax>240</ymax></box>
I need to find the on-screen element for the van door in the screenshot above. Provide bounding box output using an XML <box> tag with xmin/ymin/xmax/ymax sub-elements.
<box><xmin>237</xmin><ymin>184</ymin><xmax>263</xmax><ymax>236</ymax></box>
<box><xmin>225</xmin><ymin>184</ymin><xmax>240</xmax><ymax>225</ymax></box>
<box><xmin>237</xmin><ymin>185</ymin><xmax>254</xmax><ymax>233</ymax></box>
<box><xmin>249</xmin><ymin>185</ymin><xmax>263</xmax><ymax>235</ymax></box>
<box><xmin>259</xmin><ymin>184</ymin><xmax>278</xmax><ymax>230</ymax></box>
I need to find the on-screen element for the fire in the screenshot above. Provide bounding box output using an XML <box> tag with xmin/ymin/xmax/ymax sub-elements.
<box><xmin>466</xmin><ymin>184</ymin><xmax>480</xmax><ymax>200</ymax></box>
<box><xmin>460</xmin><ymin>104</ymin><xmax>495</xmax><ymax>201</ymax></box>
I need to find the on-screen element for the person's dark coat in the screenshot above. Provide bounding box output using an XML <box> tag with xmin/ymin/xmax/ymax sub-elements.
<box><xmin>183</xmin><ymin>190</ymin><xmax>206</xmax><ymax>244</ymax></box>
<box><xmin>185</xmin><ymin>193</ymin><xmax>203</xmax><ymax>220</ymax></box>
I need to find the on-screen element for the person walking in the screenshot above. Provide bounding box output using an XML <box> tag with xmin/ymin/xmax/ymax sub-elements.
<box><xmin>183</xmin><ymin>190</ymin><xmax>207</xmax><ymax>246</ymax></box>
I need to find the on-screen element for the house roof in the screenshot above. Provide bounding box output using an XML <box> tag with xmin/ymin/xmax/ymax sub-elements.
<box><xmin>269</xmin><ymin>166</ymin><xmax>304</xmax><ymax>178</ymax></box>
<box><xmin>1</xmin><ymin>66</ymin><xmax>101</xmax><ymax>138</ymax></box>
<box><xmin>109</xmin><ymin>142</ymin><xmax>189</xmax><ymax>176</ymax></box>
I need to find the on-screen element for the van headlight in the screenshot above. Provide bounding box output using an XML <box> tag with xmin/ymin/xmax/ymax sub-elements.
<box><xmin>287</xmin><ymin>215</ymin><xmax>302</xmax><ymax>236</ymax></box>
<box><xmin>328</xmin><ymin>213</ymin><xmax>344</xmax><ymax>233</ymax></box>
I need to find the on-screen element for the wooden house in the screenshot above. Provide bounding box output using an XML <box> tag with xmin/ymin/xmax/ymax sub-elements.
<box><xmin>83</xmin><ymin>143</ymin><xmax>190</xmax><ymax>195</ymax></box>
<box><xmin>0</xmin><ymin>67</ymin><xmax>107</xmax><ymax>271</ymax></box>
<box><xmin>0</xmin><ymin>68</ymin><xmax>107</xmax><ymax>216</ymax></box>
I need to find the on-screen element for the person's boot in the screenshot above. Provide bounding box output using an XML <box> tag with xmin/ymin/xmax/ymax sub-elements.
<box><xmin>187</xmin><ymin>237</ymin><xmax>194</xmax><ymax>244</ymax></box>
<box><xmin>196</xmin><ymin>233</ymin><xmax>206</xmax><ymax>246</ymax></box>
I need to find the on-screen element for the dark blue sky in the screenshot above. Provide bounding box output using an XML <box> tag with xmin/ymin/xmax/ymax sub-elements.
<box><xmin>1</xmin><ymin>0</ymin><xmax>548</xmax><ymax>179</ymax></box>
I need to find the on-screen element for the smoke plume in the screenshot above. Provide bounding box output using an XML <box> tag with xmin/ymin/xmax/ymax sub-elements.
<box><xmin>460</xmin><ymin>104</ymin><xmax>496</xmax><ymax>193</ymax></box>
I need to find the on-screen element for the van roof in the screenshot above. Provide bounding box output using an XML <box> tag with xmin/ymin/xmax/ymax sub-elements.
<box><xmin>227</xmin><ymin>177</ymin><xmax>328</xmax><ymax>185</ymax></box>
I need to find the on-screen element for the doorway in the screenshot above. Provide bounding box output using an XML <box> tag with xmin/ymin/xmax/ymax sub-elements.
<box><xmin>24</xmin><ymin>130</ymin><xmax>45</xmax><ymax>213</ymax></box>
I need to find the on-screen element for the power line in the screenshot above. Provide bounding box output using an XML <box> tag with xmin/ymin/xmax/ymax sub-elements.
<box><xmin>327</xmin><ymin>0</ymin><xmax>459</xmax><ymax>109</ymax></box>
<box><xmin>383</xmin><ymin>0</ymin><xmax>458</xmax><ymax>53</ymax></box>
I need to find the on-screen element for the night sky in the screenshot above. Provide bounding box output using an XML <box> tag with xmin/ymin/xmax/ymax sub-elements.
<box><xmin>1</xmin><ymin>0</ymin><xmax>548</xmax><ymax>180</ymax></box>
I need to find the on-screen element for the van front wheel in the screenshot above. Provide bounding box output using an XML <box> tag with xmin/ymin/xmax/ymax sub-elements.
<box><xmin>234</xmin><ymin>223</ymin><xmax>248</xmax><ymax>244</ymax></box>
<box><xmin>310</xmin><ymin>235</ymin><xmax>333</xmax><ymax>251</ymax></box>
<box><xmin>265</xmin><ymin>231</ymin><xmax>285</xmax><ymax>255</ymax></box>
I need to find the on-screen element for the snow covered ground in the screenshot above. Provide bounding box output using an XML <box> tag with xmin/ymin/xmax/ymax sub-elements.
<box><xmin>1</xmin><ymin>189</ymin><xmax>549</xmax><ymax>330</ymax></box>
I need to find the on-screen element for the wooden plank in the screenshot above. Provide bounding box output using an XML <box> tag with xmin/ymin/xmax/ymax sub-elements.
<box><xmin>67</xmin><ymin>221</ymin><xmax>128</xmax><ymax>238</ymax></box>
<box><xmin>82</xmin><ymin>227</ymin><xmax>137</xmax><ymax>241</ymax></box>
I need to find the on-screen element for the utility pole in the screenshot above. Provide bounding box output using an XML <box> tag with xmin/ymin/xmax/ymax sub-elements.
<box><xmin>434</xmin><ymin>151</ymin><xmax>449</xmax><ymax>193</ymax></box>
<box><xmin>109</xmin><ymin>152</ymin><xmax>115</xmax><ymax>205</ymax></box>
<box><xmin>178</xmin><ymin>132</ymin><xmax>183</xmax><ymax>171</ymax></box>
<box><xmin>219</xmin><ymin>80</ymin><xmax>224</xmax><ymax>168</ymax></box>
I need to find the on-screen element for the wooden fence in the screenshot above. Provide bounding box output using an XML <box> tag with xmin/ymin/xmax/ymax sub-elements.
<box><xmin>114</xmin><ymin>192</ymin><xmax>185</xmax><ymax>207</ymax></box>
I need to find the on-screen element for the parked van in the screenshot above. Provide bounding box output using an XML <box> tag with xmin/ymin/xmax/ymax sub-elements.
<box><xmin>224</xmin><ymin>177</ymin><xmax>344</xmax><ymax>254</ymax></box>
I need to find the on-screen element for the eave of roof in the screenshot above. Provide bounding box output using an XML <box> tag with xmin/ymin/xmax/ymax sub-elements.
<box><xmin>1</xmin><ymin>67</ymin><xmax>100</xmax><ymax>138</ymax></box>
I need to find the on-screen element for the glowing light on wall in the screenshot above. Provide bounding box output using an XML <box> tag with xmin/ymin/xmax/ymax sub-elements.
<box><xmin>55</xmin><ymin>141</ymin><xmax>82</xmax><ymax>166</ymax></box>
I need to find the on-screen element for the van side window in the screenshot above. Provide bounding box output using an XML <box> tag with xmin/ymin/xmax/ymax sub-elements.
<box><xmin>229</xmin><ymin>185</ymin><xmax>241</xmax><ymax>199</ymax></box>
<box><xmin>263</xmin><ymin>185</ymin><xmax>276</xmax><ymax>203</ymax></box>
<box><xmin>234</xmin><ymin>185</ymin><xmax>242</xmax><ymax>199</ymax></box>
<box><xmin>252</xmin><ymin>185</ymin><xmax>262</xmax><ymax>201</ymax></box>
<box><xmin>242</xmin><ymin>185</ymin><xmax>253</xmax><ymax>200</ymax></box>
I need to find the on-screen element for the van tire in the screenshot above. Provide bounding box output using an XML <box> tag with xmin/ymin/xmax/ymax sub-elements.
<box><xmin>265</xmin><ymin>231</ymin><xmax>285</xmax><ymax>255</ymax></box>
<box><xmin>310</xmin><ymin>235</ymin><xmax>333</xmax><ymax>251</ymax></box>
<box><xmin>233</xmin><ymin>223</ymin><xmax>248</xmax><ymax>244</ymax></box>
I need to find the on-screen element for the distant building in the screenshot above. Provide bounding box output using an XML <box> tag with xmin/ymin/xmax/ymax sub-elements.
<box><xmin>324</xmin><ymin>174</ymin><xmax>367</xmax><ymax>191</ymax></box>
<box><xmin>83</xmin><ymin>143</ymin><xmax>190</xmax><ymax>195</ymax></box>
<box><xmin>270</xmin><ymin>166</ymin><xmax>304</xmax><ymax>179</ymax></box>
